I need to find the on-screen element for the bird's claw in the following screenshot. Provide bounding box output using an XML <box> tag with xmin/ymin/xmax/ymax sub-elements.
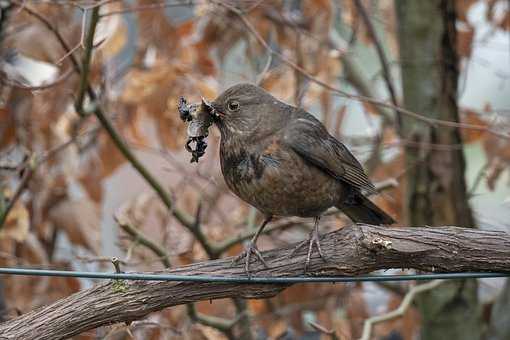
<box><xmin>231</xmin><ymin>242</ymin><xmax>269</xmax><ymax>276</ymax></box>
<box><xmin>289</xmin><ymin>228</ymin><xmax>328</xmax><ymax>272</ymax></box>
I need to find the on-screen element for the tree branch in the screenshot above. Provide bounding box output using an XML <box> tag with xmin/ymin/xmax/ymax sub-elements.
<box><xmin>353</xmin><ymin>0</ymin><xmax>401</xmax><ymax>130</ymax></box>
<box><xmin>360</xmin><ymin>280</ymin><xmax>444</xmax><ymax>340</ymax></box>
<box><xmin>115</xmin><ymin>215</ymin><xmax>172</xmax><ymax>268</ymax></box>
<box><xmin>0</xmin><ymin>224</ymin><xmax>508</xmax><ymax>340</ymax></box>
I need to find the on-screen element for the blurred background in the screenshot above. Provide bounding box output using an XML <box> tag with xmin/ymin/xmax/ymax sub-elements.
<box><xmin>0</xmin><ymin>0</ymin><xmax>509</xmax><ymax>339</ymax></box>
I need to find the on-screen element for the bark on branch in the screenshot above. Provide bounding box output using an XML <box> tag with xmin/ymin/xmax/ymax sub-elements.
<box><xmin>1</xmin><ymin>225</ymin><xmax>509</xmax><ymax>340</ymax></box>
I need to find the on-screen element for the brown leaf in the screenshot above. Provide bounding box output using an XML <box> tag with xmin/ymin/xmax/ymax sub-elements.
<box><xmin>457</xmin><ymin>22</ymin><xmax>475</xmax><ymax>58</ymax></box>
<box><xmin>0</xmin><ymin>106</ymin><xmax>15</xmax><ymax>148</ymax></box>
<box><xmin>497</xmin><ymin>8</ymin><xmax>510</xmax><ymax>31</ymax></box>
<box><xmin>97</xmin><ymin>133</ymin><xmax>127</xmax><ymax>178</ymax></box>
<box><xmin>461</xmin><ymin>109</ymin><xmax>487</xmax><ymax>143</ymax></box>
<box><xmin>48</xmin><ymin>198</ymin><xmax>101</xmax><ymax>253</ymax></box>
<box><xmin>0</xmin><ymin>199</ymin><xmax>30</xmax><ymax>242</ymax></box>
<box><xmin>97</xmin><ymin>13</ymin><xmax>128</xmax><ymax>59</ymax></box>
<box><xmin>456</xmin><ymin>0</ymin><xmax>478</xmax><ymax>22</ymax></box>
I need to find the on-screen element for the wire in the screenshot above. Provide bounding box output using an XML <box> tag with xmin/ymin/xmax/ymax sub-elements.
<box><xmin>0</xmin><ymin>267</ymin><xmax>508</xmax><ymax>284</ymax></box>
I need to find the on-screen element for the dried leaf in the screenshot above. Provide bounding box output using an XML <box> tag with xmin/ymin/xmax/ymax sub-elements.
<box><xmin>48</xmin><ymin>198</ymin><xmax>101</xmax><ymax>253</ymax></box>
<box><xmin>0</xmin><ymin>200</ymin><xmax>29</xmax><ymax>242</ymax></box>
<box><xmin>457</xmin><ymin>22</ymin><xmax>475</xmax><ymax>58</ymax></box>
<box><xmin>456</xmin><ymin>0</ymin><xmax>478</xmax><ymax>22</ymax></box>
<box><xmin>461</xmin><ymin>109</ymin><xmax>487</xmax><ymax>143</ymax></box>
<box><xmin>97</xmin><ymin>13</ymin><xmax>128</xmax><ymax>59</ymax></box>
<box><xmin>0</xmin><ymin>107</ymin><xmax>15</xmax><ymax>148</ymax></box>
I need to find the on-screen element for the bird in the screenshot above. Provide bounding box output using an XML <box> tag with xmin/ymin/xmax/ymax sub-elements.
<box><xmin>205</xmin><ymin>83</ymin><xmax>395</xmax><ymax>274</ymax></box>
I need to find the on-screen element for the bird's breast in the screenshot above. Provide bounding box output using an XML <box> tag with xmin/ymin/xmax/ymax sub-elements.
<box><xmin>220</xmin><ymin>141</ymin><xmax>341</xmax><ymax>217</ymax></box>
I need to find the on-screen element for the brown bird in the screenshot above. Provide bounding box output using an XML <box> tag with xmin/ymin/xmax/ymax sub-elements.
<box><xmin>206</xmin><ymin>83</ymin><xmax>394</xmax><ymax>273</ymax></box>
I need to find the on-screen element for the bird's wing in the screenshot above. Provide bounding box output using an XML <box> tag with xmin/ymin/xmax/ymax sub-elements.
<box><xmin>282</xmin><ymin>115</ymin><xmax>376</xmax><ymax>194</ymax></box>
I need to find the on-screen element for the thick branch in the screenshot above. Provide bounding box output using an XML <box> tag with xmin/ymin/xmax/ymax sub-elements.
<box><xmin>0</xmin><ymin>225</ymin><xmax>509</xmax><ymax>340</ymax></box>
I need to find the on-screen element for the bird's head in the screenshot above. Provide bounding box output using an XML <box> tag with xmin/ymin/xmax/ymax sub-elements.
<box><xmin>206</xmin><ymin>83</ymin><xmax>288</xmax><ymax>139</ymax></box>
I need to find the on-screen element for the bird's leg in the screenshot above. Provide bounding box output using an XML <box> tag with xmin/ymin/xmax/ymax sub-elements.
<box><xmin>232</xmin><ymin>216</ymin><xmax>272</xmax><ymax>275</ymax></box>
<box><xmin>289</xmin><ymin>216</ymin><xmax>327</xmax><ymax>272</ymax></box>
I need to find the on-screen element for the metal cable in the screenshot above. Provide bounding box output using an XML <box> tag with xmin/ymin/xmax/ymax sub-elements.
<box><xmin>0</xmin><ymin>267</ymin><xmax>508</xmax><ymax>284</ymax></box>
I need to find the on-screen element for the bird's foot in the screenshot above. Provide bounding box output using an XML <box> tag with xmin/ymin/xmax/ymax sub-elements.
<box><xmin>231</xmin><ymin>241</ymin><xmax>268</xmax><ymax>276</ymax></box>
<box><xmin>288</xmin><ymin>227</ymin><xmax>328</xmax><ymax>272</ymax></box>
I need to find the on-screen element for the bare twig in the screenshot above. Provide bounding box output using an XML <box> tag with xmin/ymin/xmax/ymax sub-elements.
<box><xmin>359</xmin><ymin>280</ymin><xmax>444</xmax><ymax>340</ymax></box>
<box><xmin>0</xmin><ymin>159</ymin><xmax>34</xmax><ymax>229</ymax></box>
<box><xmin>255</xmin><ymin>50</ymin><xmax>272</xmax><ymax>86</ymax></box>
<box><xmin>469</xmin><ymin>161</ymin><xmax>490</xmax><ymax>196</ymax></box>
<box><xmin>115</xmin><ymin>214</ymin><xmax>172</xmax><ymax>268</ymax></box>
<box><xmin>189</xmin><ymin>201</ymin><xmax>220</xmax><ymax>259</ymax></box>
<box><xmin>350</xmin><ymin>0</ymin><xmax>401</xmax><ymax>173</ymax></box>
<box><xmin>309</xmin><ymin>320</ymin><xmax>340</xmax><ymax>340</ymax></box>
<box><xmin>0</xmin><ymin>125</ymin><xmax>98</xmax><ymax>230</ymax></box>
<box><xmin>74</xmin><ymin>7</ymin><xmax>98</xmax><ymax>116</ymax></box>
<box><xmin>12</xmin><ymin>1</ymin><xmax>82</xmax><ymax>73</ymax></box>
<box><xmin>214</xmin><ymin>216</ymin><xmax>311</xmax><ymax>254</ymax></box>
<box><xmin>111</xmin><ymin>257</ymin><xmax>122</xmax><ymax>273</ymax></box>
<box><xmin>186</xmin><ymin>304</ymin><xmax>237</xmax><ymax>340</ymax></box>
<box><xmin>353</xmin><ymin>0</ymin><xmax>401</xmax><ymax>130</ymax></box>
<box><xmin>99</xmin><ymin>0</ymin><xmax>199</xmax><ymax>17</ymax></box>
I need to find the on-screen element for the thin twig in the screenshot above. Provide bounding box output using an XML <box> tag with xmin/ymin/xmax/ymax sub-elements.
<box><xmin>214</xmin><ymin>216</ymin><xmax>310</xmax><ymax>254</ymax></box>
<box><xmin>309</xmin><ymin>320</ymin><xmax>340</xmax><ymax>340</ymax></box>
<box><xmin>74</xmin><ymin>7</ymin><xmax>98</xmax><ymax>116</ymax></box>
<box><xmin>0</xmin><ymin>160</ymin><xmax>34</xmax><ymax>229</ymax></box>
<box><xmin>12</xmin><ymin>1</ymin><xmax>82</xmax><ymax>73</ymax></box>
<box><xmin>255</xmin><ymin>50</ymin><xmax>272</xmax><ymax>86</ymax></box>
<box><xmin>469</xmin><ymin>161</ymin><xmax>490</xmax><ymax>196</ymax></box>
<box><xmin>353</xmin><ymin>0</ymin><xmax>401</xmax><ymax>131</ymax></box>
<box><xmin>99</xmin><ymin>0</ymin><xmax>198</xmax><ymax>17</ymax></box>
<box><xmin>359</xmin><ymin>280</ymin><xmax>444</xmax><ymax>340</ymax></box>
<box><xmin>351</xmin><ymin>0</ymin><xmax>401</xmax><ymax>173</ymax></box>
<box><xmin>0</xmin><ymin>126</ymin><xmax>98</xmax><ymax>230</ymax></box>
<box><xmin>115</xmin><ymin>215</ymin><xmax>172</xmax><ymax>268</ymax></box>
<box><xmin>190</xmin><ymin>200</ymin><xmax>220</xmax><ymax>259</ymax></box>
<box><xmin>186</xmin><ymin>304</ymin><xmax>237</xmax><ymax>340</ymax></box>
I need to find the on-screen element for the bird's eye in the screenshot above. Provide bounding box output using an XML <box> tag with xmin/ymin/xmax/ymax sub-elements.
<box><xmin>227</xmin><ymin>100</ymin><xmax>240</xmax><ymax>112</ymax></box>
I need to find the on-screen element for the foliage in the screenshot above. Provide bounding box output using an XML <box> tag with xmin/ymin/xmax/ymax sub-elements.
<box><xmin>0</xmin><ymin>0</ymin><xmax>509</xmax><ymax>339</ymax></box>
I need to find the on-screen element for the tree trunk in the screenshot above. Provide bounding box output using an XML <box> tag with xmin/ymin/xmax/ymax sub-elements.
<box><xmin>396</xmin><ymin>1</ymin><xmax>482</xmax><ymax>339</ymax></box>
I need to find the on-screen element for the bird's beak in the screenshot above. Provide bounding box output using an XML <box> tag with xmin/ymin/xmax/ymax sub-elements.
<box><xmin>201</xmin><ymin>97</ymin><xmax>224</xmax><ymax>120</ymax></box>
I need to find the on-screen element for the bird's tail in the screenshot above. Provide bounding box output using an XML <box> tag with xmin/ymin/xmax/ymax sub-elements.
<box><xmin>336</xmin><ymin>194</ymin><xmax>395</xmax><ymax>225</ymax></box>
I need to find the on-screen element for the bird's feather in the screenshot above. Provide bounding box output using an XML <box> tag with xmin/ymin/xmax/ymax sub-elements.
<box><xmin>283</xmin><ymin>111</ymin><xmax>376</xmax><ymax>194</ymax></box>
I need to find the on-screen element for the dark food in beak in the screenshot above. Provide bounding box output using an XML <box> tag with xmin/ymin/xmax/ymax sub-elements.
<box><xmin>178</xmin><ymin>96</ymin><xmax>214</xmax><ymax>163</ymax></box>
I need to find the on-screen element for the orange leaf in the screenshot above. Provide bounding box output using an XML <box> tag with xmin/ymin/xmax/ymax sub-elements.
<box><xmin>461</xmin><ymin>109</ymin><xmax>488</xmax><ymax>143</ymax></box>
<box><xmin>0</xmin><ymin>199</ymin><xmax>30</xmax><ymax>242</ymax></box>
